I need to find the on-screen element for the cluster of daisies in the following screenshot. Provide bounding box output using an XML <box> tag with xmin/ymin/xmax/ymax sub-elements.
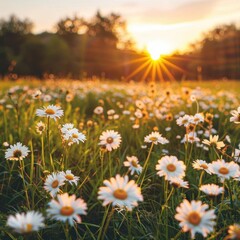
<box><xmin>2</xmin><ymin>84</ymin><xmax>240</xmax><ymax>239</ymax></box>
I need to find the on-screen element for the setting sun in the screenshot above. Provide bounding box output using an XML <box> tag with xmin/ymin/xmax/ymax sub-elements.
<box><xmin>147</xmin><ymin>41</ymin><xmax>172</xmax><ymax>60</ymax></box>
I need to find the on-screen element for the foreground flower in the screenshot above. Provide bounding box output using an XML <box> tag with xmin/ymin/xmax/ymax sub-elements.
<box><xmin>98</xmin><ymin>174</ymin><xmax>143</xmax><ymax>210</ymax></box>
<box><xmin>60</xmin><ymin>170</ymin><xmax>79</xmax><ymax>185</ymax></box>
<box><xmin>5</xmin><ymin>142</ymin><xmax>30</xmax><ymax>161</ymax></box>
<box><xmin>99</xmin><ymin>130</ymin><xmax>122</xmax><ymax>151</ymax></box>
<box><xmin>202</xmin><ymin>135</ymin><xmax>225</xmax><ymax>150</ymax></box>
<box><xmin>175</xmin><ymin>199</ymin><xmax>216</xmax><ymax>238</ymax></box>
<box><xmin>123</xmin><ymin>156</ymin><xmax>142</xmax><ymax>175</ymax></box>
<box><xmin>7</xmin><ymin>211</ymin><xmax>44</xmax><ymax>233</ymax></box>
<box><xmin>169</xmin><ymin>178</ymin><xmax>189</xmax><ymax>188</ymax></box>
<box><xmin>156</xmin><ymin>155</ymin><xmax>186</xmax><ymax>180</ymax></box>
<box><xmin>192</xmin><ymin>160</ymin><xmax>211</xmax><ymax>174</ymax></box>
<box><xmin>208</xmin><ymin>160</ymin><xmax>239</xmax><ymax>181</ymax></box>
<box><xmin>227</xmin><ymin>224</ymin><xmax>240</xmax><ymax>239</ymax></box>
<box><xmin>36</xmin><ymin>104</ymin><xmax>64</xmax><ymax>121</ymax></box>
<box><xmin>44</xmin><ymin>172</ymin><xmax>65</xmax><ymax>197</ymax></box>
<box><xmin>47</xmin><ymin>193</ymin><xmax>87</xmax><ymax>226</ymax></box>
<box><xmin>144</xmin><ymin>131</ymin><xmax>169</xmax><ymax>145</ymax></box>
<box><xmin>230</xmin><ymin>107</ymin><xmax>240</xmax><ymax>124</ymax></box>
<box><xmin>199</xmin><ymin>184</ymin><xmax>224</xmax><ymax>196</ymax></box>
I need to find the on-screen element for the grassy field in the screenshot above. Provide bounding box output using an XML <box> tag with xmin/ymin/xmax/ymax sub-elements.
<box><xmin>0</xmin><ymin>79</ymin><xmax>240</xmax><ymax>240</ymax></box>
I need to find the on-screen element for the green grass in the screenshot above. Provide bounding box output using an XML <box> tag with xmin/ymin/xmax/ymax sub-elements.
<box><xmin>0</xmin><ymin>79</ymin><xmax>240</xmax><ymax>240</ymax></box>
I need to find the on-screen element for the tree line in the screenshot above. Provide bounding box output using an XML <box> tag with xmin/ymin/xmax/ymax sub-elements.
<box><xmin>0</xmin><ymin>13</ymin><xmax>239</xmax><ymax>80</ymax></box>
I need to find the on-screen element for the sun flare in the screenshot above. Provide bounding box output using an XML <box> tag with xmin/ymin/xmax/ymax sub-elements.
<box><xmin>147</xmin><ymin>41</ymin><xmax>172</xmax><ymax>61</ymax></box>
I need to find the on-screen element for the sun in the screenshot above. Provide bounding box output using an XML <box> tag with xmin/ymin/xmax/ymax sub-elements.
<box><xmin>147</xmin><ymin>41</ymin><xmax>172</xmax><ymax>61</ymax></box>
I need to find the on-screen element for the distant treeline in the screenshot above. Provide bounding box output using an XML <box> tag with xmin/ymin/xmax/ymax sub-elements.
<box><xmin>0</xmin><ymin>13</ymin><xmax>239</xmax><ymax>80</ymax></box>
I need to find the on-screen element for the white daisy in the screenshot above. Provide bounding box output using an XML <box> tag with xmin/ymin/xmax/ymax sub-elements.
<box><xmin>175</xmin><ymin>199</ymin><xmax>216</xmax><ymax>238</ymax></box>
<box><xmin>123</xmin><ymin>156</ymin><xmax>142</xmax><ymax>175</ymax></box>
<box><xmin>199</xmin><ymin>184</ymin><xmax>224</xmax><ymax>196</ymax></box>
<box><xmin>169</xmin><ymin>178</ymin><xmax>189</xmax><ymax>188</ymax></box>
<box><xmin>189</xmin><ymin>113</ymin><xmax>204</xmax><ymax>125</ymax></box>
<box><xmin>202</xmin><ymin>135</ymin><xmax>225</xmax><ymax>150</ymax></box>
<box><xmin>60</xmin><ymin>170</ymin><xmax>79</xmax><ymax>185</ymax></box>
<box><xmin>192</xmin><ymin>160</ymin><xmax>212</xmax><ymax>174</ymax></box>
<box><xmin>36</xmin><ymin>104</ymin><xmax>64</xmax><ymax>121</ymax></box>
<box><xmin>7</xmin><ymin>211</ymin><xmax>44</xmax><ymax>233</ymax></box>
<box><xmin>36</xmin><ymin>121</ymin><xmax>46</xmax><ymax>135</ymax></box>
<box><xmin>144</xmin><ymin>131</ymin><xmax>169</xmax><ymax>145</ymax></box>
<box><xmin>47</xmin><ymin>193</ymin><xmax>87</xmax><ymax>226</ymax></box>
<box><xmin>98</xmin><ymin>174</ymin><xmax>143</xmax><ymax>210</ymax></box>
<box><xmin>230</xmin><ymin>107</ymin><xmax>240</xmax><ymax>124</ymax></box>
<box><xmin>61</xmin><ymin>123</ymin><xmax>74</xmax><ymax>134</ymax></box>
<box><xmin>181</xmin><ymin>132</ymin><xmax>200</xmax><ymax>143</ymax></box>
<box><xmin>94</xmin><ymin>106</ymin><xmax>104</xmax><ymax>115</ymax></box>
<box><xmin>5</xmin><ymin>142</ymin><xmax>30</xmax><ymax>161</ymax></box>
<box><xmin>176</xmin><ymin>114</ymin><xmax>191</xmax><ymax>127</ymax></box>
<box><xmin>99</xmin><ymin>130</ymin><xmax>122</xmax><ymax>152</ymax></box>
<box><xmin>67</xmin><ymin>128</ymin><xmax>86</xmax><ymax>144</ymax></box>
<box><xmin>156</xmin><ymin>155</ymin><xmax>186</xmax><ymax>180</ymax></box>
<box><xmin>44</xmin><ymin>172</ymin><xmax>65</xmax><ymax>197</ymax></box>
<box><xmin>208</xmin><ymin>159</ymin><xmax>239</xmax><ymax>181</ymax></box>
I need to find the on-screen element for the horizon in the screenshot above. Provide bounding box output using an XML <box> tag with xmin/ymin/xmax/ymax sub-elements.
<box><xmin>1</xmin><ymin>0</ymin><xmax>240</xmax><ymax>54</ymax></box>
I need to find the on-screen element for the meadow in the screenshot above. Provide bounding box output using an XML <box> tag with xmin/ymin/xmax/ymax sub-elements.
<box><xmin>0</xmin><ymin>79</ymin><xmax>239</xmax><ymax>240</ymax></box>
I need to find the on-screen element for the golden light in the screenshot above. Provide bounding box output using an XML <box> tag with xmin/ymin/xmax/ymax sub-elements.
<box><xmin>147</xmin><ymin>41</ymin><xmax>172</xmax><ymax>61</ymax></box>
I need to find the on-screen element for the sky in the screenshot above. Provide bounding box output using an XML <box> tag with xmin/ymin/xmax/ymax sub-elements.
<box><xmin>1</xmin><ymin>0</ymin><xmax>240</xmax><ymax>54</ymax></box>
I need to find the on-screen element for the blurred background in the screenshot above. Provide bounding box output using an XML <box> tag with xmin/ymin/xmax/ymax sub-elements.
<box><xmin>0</xmin><ymin>0</ymin><xmax>240</xmax><ymax>81</ymax></box>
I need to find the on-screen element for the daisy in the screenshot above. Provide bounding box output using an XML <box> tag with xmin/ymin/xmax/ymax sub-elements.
<box><xmin>176</xmin><ymin>114</ymin><xmax>191</xmax><ymax>127</ymax></box>
<box><xmin>175</xmin><ymin>199</ymin><xmax>216</xmax><ymax>238</ymax></box>
<box><xmin>156</xmin><ymin>155</ymin><xmax>186</xmax><ymax>180</ymax></box>
<box><xmin>98</xmin><ymin>174</ymin><xmax>143</xmax><ymax>210</ymax></box>
<box><xmin>189</xmin><ymin>113</ymin><xmax>204</xmax><ymax>125</ymax></box>
<box><xmin>94</xmin><ymin>106</ymin><xmax>104</xmax><ymax>115</ymax></box>
<box><xmin>36</xmin><ymin>104</ymin><xmax>64</xmax><ymax>121</ymax></box>
<box><xmin>44</xmin><ymin>172</ymin><xmax>65</xmax><ymax>197</ymax></box>
<box><xmin>66</xmin><ymin>128</ymin><xmax>86</xmax><ymax>144</ymax></box>
<box><xmin>47</xmin><ymin>193</ymin><xmax>87</xmax><ymax>226</ymax></box>
<box><xmin>60</xmin><ymin>170</ymin><xmax>79</xmax><ymax>185</ymax></box>
<box><xmin>192</xmin><ymin>160</ymin><xmax>212</xmax><ymax>174</ymax></box>
<box><xmin>199</xmin><ymin>184</ymin><xmax>224</xmax><ymax>196</ymax></box>
<box><xmin>208</xmin><ymin>159</ymin><xmax>239</xmax><ymax>181</ymax></box>
<box><xmin>144</xmin><ymin>132</ymin><xmax>169</xmax><ymax>145</ymax></box>
<box><xmin>227</xmin><ymin>224</ymin><xmax>240</xmax><ymax>239</ymax></box>
<box><xmin>202</xmin><ymin>135</ymin><xmax>225</xmax><ymax>150</ymax></box>
<box><xmin>233</xmin><ymin>148</ymin><xmax>240</xmax><ymax>163</ymax></box>
<box><xmin>181</xmin><ymin>132</ymin><xmax>200</xmax><ymax>143</ymax></box>
<box><xmin>123</xmin><ymin>156</ymin><xmax>142</xmax><ymax>175</ymax></box>
<box><xmin>5</xmin><ymin>142</ymin><xmax>30</xmax><ymax>161</ymax></box>
<box><xmin>99</xmin><ymin>130</ymin><xmax>122</xmax><ymax>152</ymax></box>
<box><xmin>61</xmin><ymin>123</ymin><xmax>74</xmax><ymax>134</ymax></box>
<box><xmin>230</xmin><ymin>106</ymin><xmax>240</xmax><ymax>124</ymax></box>
<box><xmin>36</xmin><ymin>121</ymin><xmax>46</xmax><ymax>135</ymax></box>
<box><xmin>7</xmin><ymin>211</ymin><xmax>44</xmax><ymax>233</ymax></box>
<box><xmin>169</xmin><ymin>178</ymin><xmax>189</xmax><ymax>188</ymax></box>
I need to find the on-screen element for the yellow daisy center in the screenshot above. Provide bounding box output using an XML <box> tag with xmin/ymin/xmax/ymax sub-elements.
<box><xmin>131</xmin><ymin>160</ymin><xmax>138</xmax><ymax>167</ymax></box>
<box><xmin>25</xmin><ymin>223</ymin><xmax>33</xmax><ymax>233</ymax></box>
<box><xmin>60</xmin><ymin>206</ymin><xmax>74</xmax><ymax>216</ymax></box>
<box><xmin>51</xmin><ymin>180</ymin><xmax>59</xmax><ymax>188</ymax></box>
<box><xmin>113</xmin><ymin>189</ymin><xmax>128</xmax><ymax>200</ymax></box>
<box><xmin>45</xmin><ymin>108</ymin><xmax>55</xmax><ymax>115</ymax></box>
<box><xmin>72</xmin><ymin>133</ymin><xmax>78</xmax><ymax>138</ymax></box>
<box><xmin>200</xmin><ymin>164</ymin><xmax>208</xmax><ymax>169</ymax></box>
<box><xmin>106</xmin><ymin>137</ymin><xmax>114</xmax><ymax>144</ymax></box>
<box><xmin>13</xmin><ymin>150</ymin><xmax>22</xmax><ymax>158</ymax></box>
<box><xmin>188</xmin><ymin>211</ymin><xmax>201</xmax><ymax>225</ymax></box>
<box><xmin>38</xmin><ymin>126</ymin><xmax>44</xmax><ymax>131</ymax></box>
<box><xmin>65</xmin><ymin>174</ymin><xmax>74</xmax><ymax>180</ymax></box>
<box><xmin>149</xmin><ymin>136</ymin><xmax>158</xmax><ymax>142</ymax></box>
<box><xmin>167</xmin><ymin>163</ymin><xmax>176</xmax><ymax>172</ymax></box>
<box><xmin>218</xmin><ymin>167</ymin><xmax>229</xmax><ymax>175</ymax></box>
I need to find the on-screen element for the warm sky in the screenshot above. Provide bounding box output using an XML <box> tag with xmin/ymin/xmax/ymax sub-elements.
<box><xmin>1</xmin><ymin>0</ymin><xmax>240</xmax><ymax>54</ymax></box>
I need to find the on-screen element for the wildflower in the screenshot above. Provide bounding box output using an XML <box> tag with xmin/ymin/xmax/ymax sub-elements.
<box><xmin>199</xmin><ymin>184</ymin><xmax>224</xmax><ymax>196</ymax></box>
<box><xmin>202</xmin><ymin>135</ymin><xmax>225</xmax><ymax>150</ymax></box>
<box><xmin>32</xmin><ymin>90</ymin><xmax>42</xmax><ymax>99</ymax></box>
<box><xmin>61</xmin><ymin>123</ymin><xmax>74</xmax><ymax>134</ymax></box>
<box><xmin>47</xmin><ymin>193</ymin><xmax>87</xmax><ymax>226</ymax></box>
<box><xmin>233</xmin><ymin>148</ymin><xmax>240</xmax><ymax>163</ymax></box>
<box><xmin>94</xmin><ymin>106</ymin><xmax>104</xmax><ymax>115</ymax></box>
<box><xmin>44</xmin><ymin>173</ymin><xmax>65</xmax><ymax>197</ymax></box>
<box><xmin>99</xmin><ymin>130</ymin><xmax>122</xmax><ymax>151</ymax></box>
<box><xmin>169</xmin><ymin>178</ymin><xmax>189</xmax><ymax>188</ymax></box>
<box><xmin>176</xmin><ymin>114</ymin><xmax>191</xmax><ymax>127</ymax></box>
<box><xmin>5</xmin><ymin>142</ymin><xmax>30</xmax><ymax>161</ymax></box>
<box><xmin>36</xmin><ymin>121</ymin><xmax>46</xmax><ymax>135</ymax></box>
<box><xmin>189</xmin><ymin>113</ymin><xmax>204</xmax><ymax>125</ymax></box>
<box><xmin>36</xmin><ymin>105</ymin><xmax>64</xmax><ymax>121</ymax></box>
<box><xmin>227</xmin><ymin>224</ymin><xmax>240</xmax><ymax>239</ymax></box>
<box><xmin>7</xmin><ymin>211</ymin><xmax>44</xmax><ymax>233</ymax></box>
<box><xmin>156</xmin><ymin>156</ymin><xmax>186</xmax><ymax>180</ymax></box>
<box><xmin>144</xmin><ymin>132</ymin><xmax>169</xmax><ymax>145</ymax></box>
<box><xmin>3</xmin><ymin>142</ymin><xmax>9</xmax><ymax>147</ymax></box>
<box><xmin>61</xmin><ymin>124</ymin><xmax>86</xmax><ymax>145</ymax></box>
<box><xmin>205</xmin><ymin>113</ymin><xmax>213</xmax><ymax>123</ymax></box>
<box><xmin>98</xmin><ymin>174</ymin><xmax>143</xmax><ymax>210</ymax></box>
<box><xmin>182</xmin><ymin>132</ymin><xmax>200</xmax><ymax>143</ymax></box>
<box><xmin>192</xmin><ymin>160</ymin><xmax>211</xmax><ymax>174</ymax></box>
<box><xmin>230</xmin><ymin>107</ymin><xmax>240</xmax><ymax>124</ymax></box>
<box><xmin>175</xmin><ymin>199</ymin><xmax>216</xmax><ymax>238</ymax></box>
<box><xmin>208</xmin><ymin>159</ymin><xmax>239</xmax><ymax>181</ymax></box>
<box><xmin>124</xmin><ymin>156</ymin><xmax>142</xmax><ymax>175</ymax></box>
<box><xmin>60</xmin><ymin>170</ymin><xmax>79</xmax><ymax>185</ymax></box>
